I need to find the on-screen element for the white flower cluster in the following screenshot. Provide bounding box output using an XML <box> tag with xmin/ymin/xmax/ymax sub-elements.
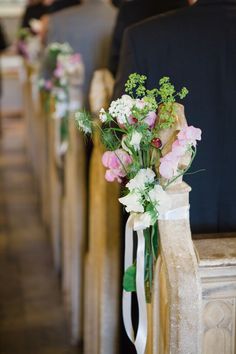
<box><xmin>108</xmin><ymin>94</ymin><xmax>134</xmax><ymax>125</ymax></box>
<box><xmin>119</xmin><ymin>168</ymin><xmax>171</xmax><ymax>230</ymax></box>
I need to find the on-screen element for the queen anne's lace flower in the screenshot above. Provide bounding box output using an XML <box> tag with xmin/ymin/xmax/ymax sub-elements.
<box><xmin>109</xmin><ymin>95</ymin><xmax>134</xmax><ymax>125</ymax></box>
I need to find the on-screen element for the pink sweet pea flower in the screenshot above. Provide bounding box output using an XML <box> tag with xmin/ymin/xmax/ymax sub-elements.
<box><xmin>54</xmin><ymin>64</ymin><xmax>64</xmax><ymax>78</ymax></box>
<box><xmin>44</xmin><ymin>80</ymin><xmax>52</xmax><ymax>91</ymax></box>
<box><xmin>172</xmin><ymin>139</ymin><xmax>187</xmax><ymax>157</ymax></box>
<box><xmin>159</xmin><ymin>152</ymin><xmax>179</xmax><ymax>179</ymax></box>
<box><xmin>102</xmin><ymin>149</ymin><xmax>132</xmax><ymax>183</ymax></box>
<box><xmin>144</xmin><ymin>111</ymin><xmax>157</xmax><ymax>129</ymax></box>
<box><xmin>69</xmin><ymin>53</ymin><xmax>81</xmax><ymax>64</ymax></box>
<box><xmin>178</xmin><ymin>126</ymin><xmax>202</xmax><ymax>147</ymax></box>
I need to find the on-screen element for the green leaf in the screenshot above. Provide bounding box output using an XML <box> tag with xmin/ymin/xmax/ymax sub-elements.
<box><xmin>151</xmin><ymin>223</ymin><xmax>159</xmax><ymax>259</ymax></box>
<box><xmin>123</xmin><ymin>264</ymin><xmax>136</xmax><ymax>292</ymax></box>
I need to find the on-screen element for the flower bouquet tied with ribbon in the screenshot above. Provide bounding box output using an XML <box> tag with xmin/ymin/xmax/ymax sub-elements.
<box><xmin>39</xmin><ymin>42</ymin><xmax>84</xmax><ymax>158</ymax></box>
<box><xmin>75</xmin><ymin>74</ymin><xmax>201</xmax><ymax>354</ymax></box>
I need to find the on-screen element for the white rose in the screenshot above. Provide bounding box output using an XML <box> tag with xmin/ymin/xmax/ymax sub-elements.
<box><xmin>119</xmin><ymin>192</ymin><xmax>144</xmax><ymax>213</ymax></box>
<box><xmin>129</xmin><ymin>131</ymin><xmax>142</xmax><ymax>151</ymax></box>
<box><xmin>126</xmin><ymin>168</ymin><xmax>155</xmax><ymax>192</ymax></box>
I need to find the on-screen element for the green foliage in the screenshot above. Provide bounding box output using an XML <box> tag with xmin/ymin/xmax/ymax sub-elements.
<box><xmin>17</xmin><ymin>28</ymin><xmax>31</xmax><ymax>40</ymax></box>
<box><xmin>75</xmin><ymin>110</ymin><xmax>93</xmax><ymax>134</ymax></box>
<box><xmin>158</xmin><ymin>76</ymin><xmax>176</xmax><ymax>103</ymax></box>
<box><xmin>101</xmin><ymin>128</ymin><xmax>120</xmax><ymax>150</ymax></box>
<box><xmin>178</xmin><ymin>87</ymin><xmax>189</xmax><ymax>99</ymax></box>
<box><xmin>158</xmin><ymin>102</ymin><xmax>176</xmax><ymax>129</ymax></box>
<box><xmin>123</xmin><ymin>264</ymin><xmax>136</xmax><ymax>292</ymax></box>
<box><xmin>125</xmin><ymin>73</ymin><xmax>147</xmax><ymax>97</ymax></box>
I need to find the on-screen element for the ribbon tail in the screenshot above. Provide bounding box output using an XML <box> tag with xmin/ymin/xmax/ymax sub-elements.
<box><xmin>122</xmin><ymin>215</ymin><xmax>135</xmax><ymax>343</ymax></box>
<box><xmin>135</xmin><ymin>230</ymin><xmax>148</xmax><ymax>354</ymax></box>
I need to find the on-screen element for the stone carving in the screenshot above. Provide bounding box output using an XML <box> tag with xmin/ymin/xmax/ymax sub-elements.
<box><xmin>203</xmin><ymin>299</ymin><xmax>234</xmax><ymax>354</ymax></box>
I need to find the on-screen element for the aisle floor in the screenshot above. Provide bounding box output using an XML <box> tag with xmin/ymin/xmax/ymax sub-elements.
<box><xmin>0</xmin><ymin>117</ymin><xmax>78</xmax><ymax>354</ymax></box>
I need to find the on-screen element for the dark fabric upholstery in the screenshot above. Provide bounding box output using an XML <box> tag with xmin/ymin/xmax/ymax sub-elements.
<box><xmin>114</xmin><ymin>0</ymin><xmax>236</xmax><ymax>233</ymax></box>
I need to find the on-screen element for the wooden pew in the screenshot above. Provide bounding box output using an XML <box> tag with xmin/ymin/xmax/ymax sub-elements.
<box><xmin>62</xmin><ymin>84</ymin><xmax>86</xmax><ymax>344</ymax></box>
<box><xmin>84</xmin><ymin>69</ymin><xmax>121</xmax><ymax>354</ymax></box>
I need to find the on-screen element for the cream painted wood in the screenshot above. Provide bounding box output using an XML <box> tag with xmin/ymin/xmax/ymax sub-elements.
<box><xmin>22</xmin><ymin>64</ymin><xmax>51</xmax><ymax>229</ymax></box>
<box><xmin>62</xmin><ymin>101</ymin><xmax>86</xmax><ymax>344</ymax></box>
<box><xmin>84</xmin><ymin>69</ymin><xmax>121</xmax><ymax>354</ymax></box>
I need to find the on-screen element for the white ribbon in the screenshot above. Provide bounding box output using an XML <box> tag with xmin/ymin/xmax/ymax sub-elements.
<box><xmin>122</xmin><ymin>204</ymin><xmax>190</xmax><ymax>354</ymax></box>
<box><xmin>123</xmin><ymin>214</ymin><xmax>147</xmax><ymax>354</ymax></box>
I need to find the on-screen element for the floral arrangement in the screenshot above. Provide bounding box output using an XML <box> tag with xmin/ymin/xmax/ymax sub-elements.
<box><xmin>75</xmin><ymin>74</ymin><xmax>202</xmax><ymax>303</ymax></box>
<box><xmin>17</xmin><ymin>27</ymin><xmax>41</xmax><ymax>64</ymax></box>
<box><xmin>39</xmin><ymin>42</ymin><xmax>84</xmax><ymax>150</ymax></box>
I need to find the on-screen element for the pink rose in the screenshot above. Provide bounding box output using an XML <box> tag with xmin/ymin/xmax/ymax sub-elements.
<box><xmin>102</xmin><ymin>149</ymin><xmax>132</xmax><ymax>183</ymax></box>
<box><xmin>144</xmin><ymin>111</ymin><xmax>157</xmax><ymax>129</ymax></box>
<box><xmin>178</xmin><ymin>126</ymin><xmax>202</xmax><ymax>147</ymax></box>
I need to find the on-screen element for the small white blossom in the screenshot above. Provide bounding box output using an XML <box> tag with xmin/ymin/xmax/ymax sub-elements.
<box><xmin>126</xmin><ymin>168</ymin><xmax>155</xmax><ymax>192</ymax></box>
<box><xmin>99</xmin><ymin>108</ymin><xmax>107</xmax><ymax>123</ymax></box>
<box><xmin>119</xmin><ymin>192</ymin><xmax>144</xmax><ymax>213</ymax></box>
<box><xmin>129</xmin><ymin>131</ymin><xmax>142</xmax><ymax>151</ymax></box>
<box><xmin>148</xmin><ymin>185</ymin><xmax>171</xmax><ymax>216</ymax></box>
